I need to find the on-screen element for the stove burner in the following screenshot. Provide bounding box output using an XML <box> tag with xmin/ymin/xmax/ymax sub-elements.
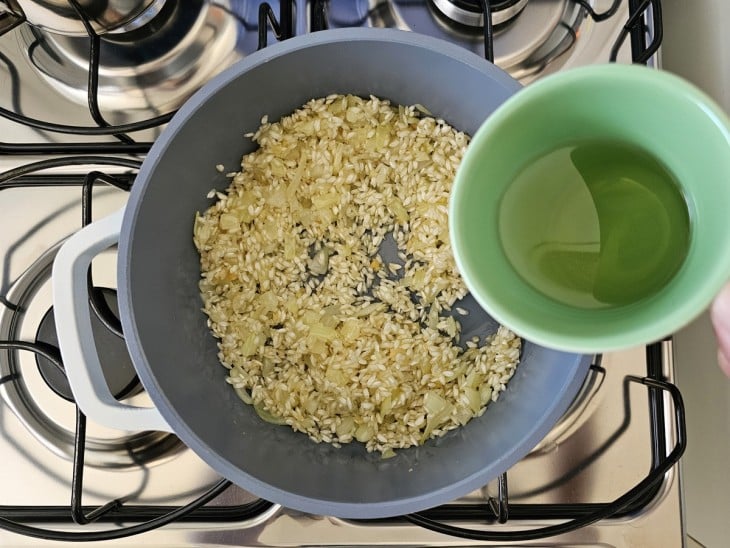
<box><xmin>430</xmin><ymin>0</ymin><xmax>529</xmax><ymax>27</ymax></box>
<box><xmin>0</xmin><ymin>244</ymin><xmax>184</xmax><ymax>468</ymax></box>
<box><xmin>369</xmin><ymin>0</ymin><xmax>582</xmax><ymax>79</ymax></box>
<box><xmin>15</xmin><ymin>0</ymin><xmax>169</xmax><ymax>36</ymax></box>
<box><xmin>17</xmin><ymin>0</ymin><xmax>239</xmax><ymax>111</ymax></box>
<box><xmin>35</xmin><ymin>287</ymin><xmax>140</xmax><ymax>403</ymax></box>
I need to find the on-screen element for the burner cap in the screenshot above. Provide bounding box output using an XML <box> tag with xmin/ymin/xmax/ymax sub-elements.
<box><xmin>35</xmin><ymin>287</ymin><xmax>141</xmax><ymax>403</ymax></box>
<box><xmin>19</xmin><ymin>0</ymin><xmax>239</xmax><ymax>111</ymax></box>
<box><xmin>431</xmin><ymin>0</ymin><xmax>529</xmax><ymax>27</ymax></box>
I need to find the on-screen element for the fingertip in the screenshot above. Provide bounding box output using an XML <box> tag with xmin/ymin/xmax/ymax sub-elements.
<box><xmin>711</xmin><ymin>283</ymin><xmax>730</xmax><ymax>328</ymax></box>
<box><xmin>710</xmin><ymin>284</ymin><xmax>730</xmax><ymax>377</ymax></box>
<box><xmin>718</xmin><ymin>349</ymin><xmax>730</xmax><ymax>378</ymax></box>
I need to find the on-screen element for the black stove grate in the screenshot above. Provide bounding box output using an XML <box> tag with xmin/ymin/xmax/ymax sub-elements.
<box><xmin>0</xmin><ymin>0</ymin><xmax>681</xmax><ymax>543</ymax></box>
<box><xmin>397</xmin><ymin>353</ymin><xmax>687</xmax><ymax>541</ymax></box>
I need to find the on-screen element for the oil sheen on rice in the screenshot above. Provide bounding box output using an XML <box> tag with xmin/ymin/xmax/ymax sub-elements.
<box><xmin>498</xmin><ymin>139</ymin><xmax>691</xmax><ymax>309</ymax></box>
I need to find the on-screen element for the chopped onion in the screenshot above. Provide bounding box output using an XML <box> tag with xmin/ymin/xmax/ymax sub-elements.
<box><xmin>308</xmin><ymin>247</ymin><xmax>331</xmax><ymax>275</ymax></box>
<box><xmin>354</xmin><ymin>423</ymin><xmax>374</xmax><ymax>443</ymax></box>
<box><xmin>380</xmin><ymin>395</ymin><xmax>393</xmax><ymax>416</ymax></box>
<box><xmin>381</xmin><ymin>447</ymin><xmax>396</xmax><ymax>459</ymax></box>
<box><xmin>387</xmin><ymin>197</ymin><xmax>409</xmax><ymax>224</ymax></box>
<box><xmin>480</xmin><ymin>385</ymin><xmax>494</xmax><ymax>405</ymax></box>
<box><xmin>424</xmin><ymin>392</ymin><xmax>448</xmax><ymax>415</ymax></box>
<box><xmin>339</xmin><ymin>318</ymin><xmax>361</xmax><ymax>341</ymax></box>
<box><xmin>234</xmin><ymin>386</ymin><xmax>253</xmax><ymax>404</ymax></box>
<box><xmin>465</xmin><ymin>387</ymin><xmax>481</xmax><ymax>414</ymax></box>
<box><xmin>309</xmin><ymin>323</ymin><xmax>338</xmax><ymax>341</ymax></box>
<box><xmin>218</xmin><ymin>213</ymin><xmax>239</xmax><ymax>232</ymax></box>
<box><xmin>336</xmin><ymin>416</ymin><xmax>355</xmax><ymax>438</ymax></box>
<box><xmin>240</xmin><ymin>333</ymin><xmax>259</xmax><ymax>357</ymax></box>
<box><xmin>421</xmin><ymin>391</ymin><xmax>454</xmax><ymax>442</ymax></box>
<box><xmin>254</xmin><ymin>404</ymin><xmax>287</xmax><ymax>425</ymax></box>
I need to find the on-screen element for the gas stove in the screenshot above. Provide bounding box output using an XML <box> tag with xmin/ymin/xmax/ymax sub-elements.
<box><xmin>0</xmin><ymin>1</ymin><xmax>685</xmax><ymax>545</ymax></box>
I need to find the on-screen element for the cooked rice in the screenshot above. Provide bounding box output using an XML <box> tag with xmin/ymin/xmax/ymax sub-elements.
<box><xmin>193</xmin><ymin>94</ymin><xmax>520</xmax><ymax>456</ymax></box>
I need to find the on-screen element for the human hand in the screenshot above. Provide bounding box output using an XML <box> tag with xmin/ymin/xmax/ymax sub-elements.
<box><xmin>711</xmin><ymin>283</ymin><xmax>730</xmax><ymax>377</ymax></box>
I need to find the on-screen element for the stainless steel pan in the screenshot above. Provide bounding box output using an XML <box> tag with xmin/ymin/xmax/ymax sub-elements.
<box><xmin>52</xmin><ymin>28</ymin><xmax>591</xmax><ymax>518</ymax></box>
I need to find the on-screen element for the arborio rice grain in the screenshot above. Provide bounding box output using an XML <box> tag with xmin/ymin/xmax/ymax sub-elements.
<box><xmin>193</xmin><ymin>94</ymin><xmax>520</xmax><ymax>457</ymax></box>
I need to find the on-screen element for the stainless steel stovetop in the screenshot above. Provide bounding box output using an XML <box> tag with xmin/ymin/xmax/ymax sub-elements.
<box><xmin>0</xmin><ymin>1</ymin><xmax>684</xmax><ymax>545</ymax></box>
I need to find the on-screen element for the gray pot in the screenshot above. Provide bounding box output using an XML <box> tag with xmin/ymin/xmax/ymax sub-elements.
<box><xmin>52</xmin><ymin>28</ymin><xmax>591</xmax><ymax>519</ymax></box>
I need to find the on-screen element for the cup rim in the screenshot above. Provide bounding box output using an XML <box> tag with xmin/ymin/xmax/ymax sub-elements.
<box><xmin>449</xmin><ymin>63</ymin><xmax>730</xmax><ymax>354</ymax></box>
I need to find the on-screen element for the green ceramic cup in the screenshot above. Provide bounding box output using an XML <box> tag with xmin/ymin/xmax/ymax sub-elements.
<box><xmin>449</xmin><ymin>64</ymin><xmax>730</xmax><ymax>354</ymax></box>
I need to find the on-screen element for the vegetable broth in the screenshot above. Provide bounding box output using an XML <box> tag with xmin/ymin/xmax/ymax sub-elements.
<box><xmin>498</xmin><ymin>140</ymin><xmax>691</xmax><ymax>309</ymax></box>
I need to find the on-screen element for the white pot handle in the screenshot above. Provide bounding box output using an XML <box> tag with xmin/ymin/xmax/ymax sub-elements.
<box><xmin>52</xmin><ymin>208</ymin><xmax>173</xmax><ymax>433</ymax></box>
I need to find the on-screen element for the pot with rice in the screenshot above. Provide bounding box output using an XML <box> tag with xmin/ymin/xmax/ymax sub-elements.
<box><xmin>51</xmin><ymin>28</ymin><xmax>591</xmax><ymax>518</ymax></box>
